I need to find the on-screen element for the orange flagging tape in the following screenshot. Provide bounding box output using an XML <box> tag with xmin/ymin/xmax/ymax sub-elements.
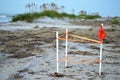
<box><xmin>57</xmin><ymin>59</ymin><xmax>65</xmax><ymax>62</ymax></box>
<box><xmin>57</xmin><ymin>57</ymin><xmax>101</xmax><ymax>64</ymax></box>
<box><xmin>57</xmin><ymin>56</ymin><xmax>69</xmax><ymax>62</ymax></box>
<box><xmin>68</xmin><ymin>59</ymin><xmax>101</xmax><ymax>64</ymax></box>
<box><xmin>95</xmin><ymin>60</ymin><xmax>102</xmax><ymax>63</ymax></box>
<box><xmin>69</xmin><ymin>34</ymin><xmax>101</xmax><ymax>44</ymax></box>
<box><xmin>59</xmin><ymin>33</ymin><xmax>66</xmax><ymax>38</ymax></box>
<box><xmin>65</xmin><ymin>56</ymin><xmax>68</xmax><ymax>62</ymax></box>
<box><xmin>59</xmin><ymin>38</ymin><xmax>79</xmax><ymax>42</ymax></box>
<box><xmin>58</xmin><ymin>38</ymin><xmax>88</xmax><ymax>43</ymax></box>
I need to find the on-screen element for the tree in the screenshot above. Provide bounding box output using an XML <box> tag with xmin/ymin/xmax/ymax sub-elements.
<box><xmin>40</xmin><ymin>3</ymin><xmax>47</xmax><ymax>12</ymax></box>
<box><xmin>50</xmin><ymin>2</ymin><xmax>57</xmax><ymax>11</ymax></box>
<box><xmin>26</xmin><ymin>3</ymin><xmax>38</xmax><ymax>13</ymax></box>
<box><xmin>80</xmin><ymin>10</ymin><xmax>87</xmax><ymax>15</ymax></box>
<box><xmin>25</xmin><ymin>4</ymin><xmax>31</xmax><ymax>12</ymax></box>
<box><xmin>39</xmin><ymin>2</ymin><xmax>64</xmax><ymax>12</ymax></box>
<box><xmin>72</xmin><ymin>9</ymin><xmax>75</xmax><ymax>14</ymax></box>
<box><xmin>61</xmin><ymin>6</ymin><xmax>64</xmax><ymax>13</ymax></box>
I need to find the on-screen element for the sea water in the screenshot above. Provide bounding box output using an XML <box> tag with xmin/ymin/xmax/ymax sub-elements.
<box><xmin>0</xmin><ymin>14</ymin><xmax>12</xmax><ymax>23</ymax></box>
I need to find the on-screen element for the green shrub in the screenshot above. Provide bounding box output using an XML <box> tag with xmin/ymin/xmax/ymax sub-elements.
<box><xmin>77</xmin><ymin>14</ymin><xmax>86</xmax><ymax>19</ymax></box>
<box><xmin>105</xmin><ymin>28</ymin><xmax>116</xmax><ymax>32</ymax></box>
<box><xmin>12</xmin><ymin>10</ymin><xmax>101</xmax><ymax>22</ymax></box>
<box><xmin>12</xmin><ymin>10</ymin><xmax>77</xmax><ymax>22</ymax></box>
<box><xmin>33</xmin><ymin>25</ymin><xmax>39</xmax><ymax>28</ymax></box>
<box><xmin>112</xmin><ymin>19</ymin><xmax>119</xmax><ymax>24</ymax></box>
<box><xmin>111</xmin><ymin>17</ymin><xmax>120</xmax><ymax>25</ymax></box>
<box><xmin>40</xmin><ymin>10</ymin><xmax>59</xmax><ymax>18</ymax></box>
<box><xmin>12</xmin><ymin>13</ymin><xmax>34</xmax><ymax>22</ymax></box>
<box><xmin>77</xmin><ymin>14</ymin><xmax>101</xmax><ymax>19</ymax></box>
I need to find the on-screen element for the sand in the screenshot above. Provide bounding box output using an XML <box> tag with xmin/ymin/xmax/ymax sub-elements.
<box><xmin>0</xmin><ymin>18</ymin><xmax>120</xmax><ymax>80</ymax></box>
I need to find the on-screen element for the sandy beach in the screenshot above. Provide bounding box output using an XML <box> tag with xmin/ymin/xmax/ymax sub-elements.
<box><xmin>0</xmin><ymin>18</ymin><xmax>120</xmax><ymax>80</ymax></box>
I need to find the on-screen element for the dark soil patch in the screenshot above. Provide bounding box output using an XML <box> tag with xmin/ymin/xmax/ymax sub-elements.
<box><xmin>105</xmin><ymin>56</ymin><xmax>119</xmax><ymax>59</ymax></box>
<box><xmin>49</xmin><ymin>72</ymin><xmax>65</xmax><ymax>77</ymax></box>
<box><xmin>68</xmin><ymin>51</ymin><xmax>97</xmax><ymax>55</ymax></box>
<box><xmin>10</xmin><ymin>73</ymin><xmax>23</xmax><ymax>80</ymax></box>
<box><xmin>104</xmin><ymin>62</ymin><xmax>120</xmax><ymax>65</ymax></box>
<box><xmin>0</xmin><ymin>28</ymin><xmax>55</xmax><ymax>58</ymax></box>
<box><xmin>89</xmin><ymin>45</ymin><xmax>99</xmax><ymax>50</ymax></box>
<box><xmin>107</xmin><ymin>45</ymin><xmax>120</xmax><ymax>49</ymax></box>
<box><xmin>18</xmin><ymin>68</ymin><xmax>35</xmax><ymax>74</ymax></box>
<box><xmin>8</xmin><ymin>53</ymin><xmax>35</xmax><ymax>58</ymax></box>
<box><xmin>70</xmin><ymin>20</ymin><xmax>112</xmax><ymax>26</ymax></box>
<box><xmin>104</xmin><ymin>49</ymin><xmax>120</xmax><ymax>53</ymax></box>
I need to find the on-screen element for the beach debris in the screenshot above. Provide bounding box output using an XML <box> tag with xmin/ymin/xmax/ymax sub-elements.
<box><xmin>49</xmin><ymin>72</ymin><xmax>64</xmax><ymax>77</ymax></box>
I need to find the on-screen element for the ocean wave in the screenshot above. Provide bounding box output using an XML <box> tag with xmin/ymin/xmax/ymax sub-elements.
<box><xmin>0</xmin><ymin>15</ymin><xmax>12</xmax><ymax>23</ymax></box>
<box><xmin>0</xmin><ymin>15</ymin><xmax>8</xmax><ymax>18</ymax></box>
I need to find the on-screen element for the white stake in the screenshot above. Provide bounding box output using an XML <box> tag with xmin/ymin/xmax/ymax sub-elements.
<box><xmin>99</xmin><ymin>43</ymin><xmax>103</xmax><ymax>75</ymax></box>
<box><xmin>56</xmin><ymin>31</ymin><xmax>59</xmax><ymax>73</ymax></box>
<box><xmin>65</xmin><ymin>29</ymin><xmax>68</xmax><ymax>67</ymax></box>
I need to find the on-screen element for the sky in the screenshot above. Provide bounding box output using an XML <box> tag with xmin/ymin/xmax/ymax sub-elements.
<box><xmin>0</xmin><ymin>0</ymin><xmax>120</xmax><ymax>17</ymax></box>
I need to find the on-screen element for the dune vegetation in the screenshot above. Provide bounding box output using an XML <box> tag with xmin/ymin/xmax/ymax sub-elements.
<box><xmin>12</xmin><ymin>2</ymin><xmax>102</xmax><ymax>22</ymax></box>
<box><xmin>12</xmin><ymin>2</ymin><xmax>120</xmax><ymax>26</ymax></box>
<box><xmin>111</xmin><ymin>17</ymin><xmax>120</xmax><ymax>25</ymax></box>
<box><xmin>12</xmin><ymin>10</ymin><xmax>101</xmax><ymax>22</ymax></box>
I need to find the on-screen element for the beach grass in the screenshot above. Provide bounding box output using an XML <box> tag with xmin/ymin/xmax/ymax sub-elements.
<box><xmin>12</xmin><ymin>10</ymin><xmax>101</xmax><ymax>22</ymax></box>
<box><xmin>111</xmin><ymin>17</ymin><xmax>120</xmax><ymax>25</ymax></box>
